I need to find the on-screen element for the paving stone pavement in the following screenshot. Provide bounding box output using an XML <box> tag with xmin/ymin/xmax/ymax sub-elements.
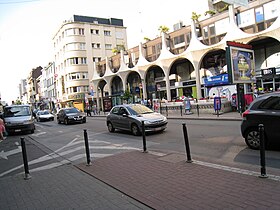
<box><xmin>0</xmin><ymin>164</ymin><xmax>151</xmax><ymax>210</ymax></box>
<box><xmin>77</xmin><ymin>151</ymin><xmax>280</xmax><ymax>210</ymax></box>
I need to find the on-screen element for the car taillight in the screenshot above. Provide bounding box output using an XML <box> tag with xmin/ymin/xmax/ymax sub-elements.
<box><xmin>242</xmin><ymin>110</ymin><xmax>250</xmax><ymax>119</ymax></box>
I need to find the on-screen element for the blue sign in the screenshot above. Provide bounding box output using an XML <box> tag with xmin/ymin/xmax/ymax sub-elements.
<box><xmin>214</xmin><ymin>97</ymin><xmax>221</xmax><ymax>111</ymax></box>
<box><xmin>204</xmin><ymin>74</ymin><xmax>229</xmax><ymax>87</ymax></box>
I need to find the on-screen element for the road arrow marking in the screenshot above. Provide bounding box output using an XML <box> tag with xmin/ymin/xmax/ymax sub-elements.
<box><xmin>0</xmin><ymin>146</ymin><xmax>22</xmax><ymax>160</ymax></box>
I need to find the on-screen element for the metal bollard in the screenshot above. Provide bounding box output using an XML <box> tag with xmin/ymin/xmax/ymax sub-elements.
<box><xmin>83</xmin><ymin>129</ymin><xmax>92</xmax><ymax>166</ymax></box>
<box><xmin>141</xmin><ymin>121</ymin><xmax>147</xmax><ymax>153</ymax></box>
<box><xmin>182</xmin><ymin>123</ymin><xmax>193</xmax><ymax>163</ymax></box>
<box><xmin>196</xmin><ymin>104</ymin><xmax>199</xmax><ymax>117</ymax></box>
<box><xmin>180</xmin><ymin>105</ymin><xmax>183</xmax><ymax>116</ymax></box>
<box><xmin>20</xmin><ymin>137</ymin><xmax>31</xmax><ymax>180</ymax></box>
<box><xmin>258</xmin><ymin>124</ymin><xmax>268</xmax><ymax>178</ymax></box>
<box><xmin>166</xmin><ymin>106</ymin><xmax>168</xmax><ymax>116</ymax></box>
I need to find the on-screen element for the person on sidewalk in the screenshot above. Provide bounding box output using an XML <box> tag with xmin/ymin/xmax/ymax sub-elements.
<box><xmin>0</xmin><ymin>118</ymin><xmax>6</xmax><ymax>141</ymax></box>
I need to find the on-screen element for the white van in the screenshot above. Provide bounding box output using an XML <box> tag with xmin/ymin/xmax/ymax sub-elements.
<box><xmin>3</xmin><ymin>105</ymin><xmax>35</xmax><ymax>134</ymax></box>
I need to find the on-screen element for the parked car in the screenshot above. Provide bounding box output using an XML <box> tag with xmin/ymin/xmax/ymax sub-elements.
<box><xmin>106</xmin><ymin>104</ymin><xmax>168</xmax><ymax>136</ymax></box>
<box><xmin>57</xmin><ymin>107</ymin><xmax>86</xmax><ymax>125</ymax></box>
<box><xmin>36</xmin><ymin>110</ymin><xmax>54</xmax><ymax>122</ymax></box>
<box><xmin>241</xmin><ymin>92</ymin><xmax>280</xmax><ymax>149</ymax></box>
<box><xmin>3</xmin><ymin>105</ymin><xmax>35</xmax><ymax>134</ymax></box>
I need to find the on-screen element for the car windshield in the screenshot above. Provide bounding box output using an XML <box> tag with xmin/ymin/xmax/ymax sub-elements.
<box><xmin>65</xmin><ymin>108</ymin><xmax>80</xmax><ymax>114</ymax></box>
<box><xmin>4</xmin><ymin>106</ymin><xmax>31</xmax><ymax>117</ymax></box>
<box><xmin>39</xmin><ymin>111</ymin><xmax>51</xmax><ymax>115</ymax></box>
<box><xmin>128</xmin><ymin>105</ymin><xmax>154</xmax><ymax>115</ymax></box>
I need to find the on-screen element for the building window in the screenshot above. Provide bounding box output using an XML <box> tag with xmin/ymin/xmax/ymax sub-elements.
<box><xmin>91</xmin><ymin>29</ymin><xmax>99</xmax><ymax>35</ymax></box>
<box><xmin>93</xmin><ymin>57</ymin><xmax>101</xmax><ymax>62</ymax></box>
<box><xmin>105</xmin><ymin>44</ymin><xmax>112</xmax><ymax>50</ymax></box>
<box><xmin>81</xmin><ymin>57</ymin><xmax>87</xmax><ymax>64</ymax></box>
<box><xmin>65</xmin><ymin>28</ymin><xmax>84</xmax><ymax>36</ymax></box>
<box><xmin>104</xmin><ymin>30</ymin><xmax>111</xmax><ymax>36</ymax></box>
<box><xmin>66</xmin><ymin>57</ymin><xmax>87</xmax><ymax>66</ymax></box>
<box><xmin>92</xmin><ymin>43</ymin><xmax>101</xmax><ymax>48</ymax></box>
<box><xmin>174</xmin><ymin>34</ymin><xmax>185</xmax><ymax>45</ymax></box>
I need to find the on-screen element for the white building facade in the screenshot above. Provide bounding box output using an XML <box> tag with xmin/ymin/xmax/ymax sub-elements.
<box><xmin>53</xmin><ymin>15</ymin><xmax>128</xmax><ymax>110</ymax></box>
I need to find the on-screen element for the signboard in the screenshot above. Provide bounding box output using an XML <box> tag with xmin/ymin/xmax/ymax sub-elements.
<box><xmin>214</xmin><ymin>97</ymin><xmax>222</xmax><ymax>111</ymax></box>
<box><xmin>103</xmin><ymin>97</ymin><xmax>112</xmax><ymax>112</ymax></box>
<box><xmin>204</xmin><ymin>74</ymin><xmax>229</xmax><ymax>87</ymax></box>
<box><xmin>226</xmin><ymin>41</ymin><xmax>256</xmax><ymax>84</ymax></box>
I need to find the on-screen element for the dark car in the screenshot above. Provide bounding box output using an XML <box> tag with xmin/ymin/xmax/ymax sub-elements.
<box><xmin>57</xmin><ymin>107</ymin><xmax>86</xmax><ymax>125</ymax></box>
<box><xmin>241</xmin><ymin>92</ymin><xmax>280</xmax><ymax>149</ymax></box>
<box><xmin>106</xmin><ymin>104</ymin><xmax>168</xmax><ymax>136</ymax></box>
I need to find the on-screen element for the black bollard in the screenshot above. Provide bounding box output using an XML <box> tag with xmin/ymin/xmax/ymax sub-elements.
<box><xmin>180</xmin><ymin>105</ymin><xmax>183</xmax><ymax>116</ymax></box>
<box><xmin>20</xmin><ymin>137</ymin><xmax>31</xmax><ymax>180</ymax></box>
<box><xmin>196</xmin><ymin>104</ymin><xmax>199</xmax><ymax>117</ymax></box>
<box><xmin>83</xmin><ymin>129</ymin><xmax>92</xmax><ymax>166</ymax></box>
<box><xmin>182</xmin><ymin>123</ymin><xmax>192</xmax><ymax>163</ymax></box>
<box><xmin>166</xmin><ymin>106</ymin><xmax>168</xmax><ymax>116</ymax></box>
<box><xmin>258</xmin><ymin>124</ymin><xmax>268</xmax><ymax>178</ymax></box>
<box><xmin>141</xmin><ymin>121</ymin><xmax>147</xmax><ymax>153</ymax></box>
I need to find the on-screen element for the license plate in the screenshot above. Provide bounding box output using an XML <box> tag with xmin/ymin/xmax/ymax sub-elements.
<box><xmin>15</xmin><ymin>129</ymin><xmax>21</xmax><ymax>132</ymax></box>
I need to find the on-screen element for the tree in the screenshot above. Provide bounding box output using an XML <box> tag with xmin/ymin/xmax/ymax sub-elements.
<box><xmin>158</xmin><ymin>25</ymin><xmax>169</xmax><ymax>34</ymax></box>
<box><xmin>122</xmin><ymin>89</ymin><xmax>132</xmax><ymax>102</ymax></box>
<box><xmin>144</xmin><ymin>37</ymin><xmax>151</xmax><ymax>42</ymax></box>
<box><xmin>191</xmin><ymin>12</ymin><xmax>201</xmax><ymax>23</ymax></box>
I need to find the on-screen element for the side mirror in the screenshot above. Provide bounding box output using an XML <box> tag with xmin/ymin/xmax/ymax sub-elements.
<box><xmin>122</xmin><ymin>113</ymin><xmax>128</xmax><ymax>117</ymax></box>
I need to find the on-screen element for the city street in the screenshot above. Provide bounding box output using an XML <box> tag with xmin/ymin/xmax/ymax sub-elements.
<box><xmin>1</xmin><ymin>116</ymin><xmax>280</xmax><ymax>178</ymax></box>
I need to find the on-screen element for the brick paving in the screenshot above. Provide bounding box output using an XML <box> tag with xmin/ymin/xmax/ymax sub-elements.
<box><xmin>77</xmin><ymin>151</ymin><xmax>280</xmax><ymax>210</ymax></box>
<box><xmin>0</xmin><ymin>164</ymin><xmax>151</xmax><ymax>210</ymax></box>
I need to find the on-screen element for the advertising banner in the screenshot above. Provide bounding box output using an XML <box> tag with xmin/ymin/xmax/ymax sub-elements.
<box><xmin>226</xmin><ymin>42</ymin><xmax>256</xmax><ymax>84</ymax></box>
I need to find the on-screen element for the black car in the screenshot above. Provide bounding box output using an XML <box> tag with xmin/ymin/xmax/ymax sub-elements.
<box><xmin>241</xmin><ymin>92</ymin><xmax>280</xmax><ymax>149</ymax></box>
<box><xmin>57</xmin><ymin>107</ymin><xmax>86</xmax><ymax>125</ymax></box>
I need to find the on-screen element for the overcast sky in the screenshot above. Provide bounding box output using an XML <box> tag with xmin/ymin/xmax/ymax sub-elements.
<box><xmin>0</xmin><ymin>0</ymin><xmax>208</xmax><ymax>104</ymax></box>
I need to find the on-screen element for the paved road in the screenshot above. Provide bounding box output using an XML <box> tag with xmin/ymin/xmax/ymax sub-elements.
<box><xmin>1</xmin><ymin>111</ymin><xmax>280</xmax><ymax>209</ymax></box>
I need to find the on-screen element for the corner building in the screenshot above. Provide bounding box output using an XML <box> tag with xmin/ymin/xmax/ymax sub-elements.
<box><xmin>91</xmin><ymin>0</ymin><xmax>280</xmax><ymax>111</ymax></box>
<box><xmin>53</xmin><ymin>15</ymin><xmax>128</xmax><ymax>110</ymax></box>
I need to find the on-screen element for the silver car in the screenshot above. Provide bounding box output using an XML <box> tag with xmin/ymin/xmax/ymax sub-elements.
<box><xmin>106</xmin><ymin>104</ymin><xmax>168</xmax><ymax>136</ymax></box>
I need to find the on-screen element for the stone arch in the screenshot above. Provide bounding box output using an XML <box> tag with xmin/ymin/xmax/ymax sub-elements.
<box><xmin>168</xmin><ymin>58</ymin><xmax>196</xmax><ymax>99</ymax></box>
<box><xmin>110</xmin><ymin>76</ymin><xmax>124</xmax><ymax>106</ymax></box>
<box><xmin>126</xmin><ymin>71</ymin><xmax>142</xmax><ymax>103</ymax></box>
<box><xmin>145</xmin><ymin>65</ymin><xmax>165</xmax><ymax>100</ymax></box>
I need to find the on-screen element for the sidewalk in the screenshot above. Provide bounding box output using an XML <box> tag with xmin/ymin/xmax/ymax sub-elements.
<box><xmin>0</xmin><ymin>163</ymin><xmax>151</xmax><ymax>210</ymax></box>
<box><xmin>77</xmin><ymin>151</ymin><xmax>280</xmax><ymax>210</ymax></box>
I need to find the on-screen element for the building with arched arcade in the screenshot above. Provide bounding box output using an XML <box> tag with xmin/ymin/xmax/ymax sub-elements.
<box><xmin>91</xmin><ymin>0</ymin><xmax>280</xmax><ymax>111</ymax></box>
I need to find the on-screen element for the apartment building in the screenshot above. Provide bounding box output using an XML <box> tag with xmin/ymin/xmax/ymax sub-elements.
<box><xmin>91</xmin><ymin>0</ymin><xmax>280</xmax><ymax>111</ymax></box>
<box><xmin>53</xmin><ymin>15</ymin><xmax>128</xmax><ymax>110</ymax></box>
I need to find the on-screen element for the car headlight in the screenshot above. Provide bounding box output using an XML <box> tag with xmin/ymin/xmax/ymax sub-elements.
<box><xmin>163</xmin><ymin>116</ymin><xmax>167</xmax><ymax>121</ymax></box>
<box><xmin>144</xmin><ymin>121</ymin><xmax>152</xmax><ymax>125</ymax></box>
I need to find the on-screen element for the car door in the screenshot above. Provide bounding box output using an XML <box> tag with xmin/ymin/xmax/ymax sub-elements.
<box><xmin>257</xmin><ymin>96</ymin><xmax>280</xmax><ymax>143</ymax></box>
<box><xmin>118</xmin><ymin>107</ymin><xmax>130</xmax><ymax>130</ymax></box>
<box><xmin>109</xmin><ymin>107</ymin><xmax>120</xmax><ymax>128</ymax></box>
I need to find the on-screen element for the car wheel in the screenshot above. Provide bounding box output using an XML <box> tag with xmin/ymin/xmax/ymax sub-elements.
<box><xmin>131</xmin><ymin>123</ymin><xmax>140</xmax><ymax>136</ymax></box>
<box><xmin>245</xmin><ymin>128</ymin><xmax>261</xmax><ymax>150</ymax></box>
<box><xmin>57</xmin><ymin>118</ymin><xmax>61</xmax><ymax>124</ymax></box>
<box><xmin>107</xmin><ymin>122</ymin><xmax>115</xmax><ymax>132</ymax></box>
<box><xmin>64</xmin><ymin>118</ymin><xmax>69</xmax><ymax>125</ymax></box>
<box><xmin>30</xmin><ymin>129</ymin><xmax>34</xmax><ymax>134</ymax></box>
<box><xmin>83</xmin><ymin>118</ymin><xmax>86</xmax><ymax>123</ymax></box>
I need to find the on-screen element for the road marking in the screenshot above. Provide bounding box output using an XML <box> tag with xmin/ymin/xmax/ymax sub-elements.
<box><xmin>0</xmin><ymin>137</ymin><xmax>139</xmax><ymax>177</ymax></box>
<box><xmin>0</xmin><ymin>142</ymin><xmax>22</xmax><ymax>160</ymax></box>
